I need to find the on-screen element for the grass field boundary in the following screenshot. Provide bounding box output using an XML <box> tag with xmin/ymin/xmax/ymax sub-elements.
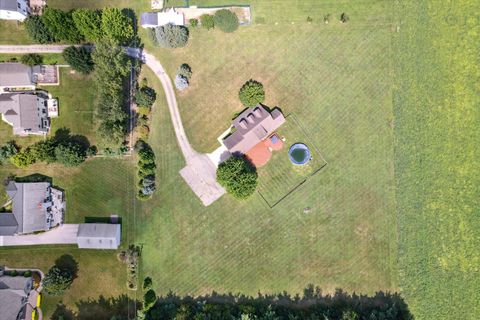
<box><xmin>258</xmin><ymin>114</ymin><xmax>328</xmax><ymax>208</ymax></box>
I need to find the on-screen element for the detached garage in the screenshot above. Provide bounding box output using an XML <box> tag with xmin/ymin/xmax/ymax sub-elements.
<box><xmin>76</xmin><ymin>223</ymin><xmax>121</xmax><ymax>250</ymax></box>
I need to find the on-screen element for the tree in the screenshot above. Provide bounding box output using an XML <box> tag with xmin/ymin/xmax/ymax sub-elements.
<box><xmin>216</xmin><ymin>156</ymin><xmax>258</xmax><ymax>199</ymax></box>
<box><xmin>239</xmin><ymin>80</ymin><xmax>265</xmax><ymax>107</ymax></box>
<box><xmin>200</xmin><ymin>14</ymin><xmax>215</xmax><ymax>30</ymax></box>
<box><xmin>214</xmin><ymin>9</ymin><xmax>239</xmax><ymax>33</ymax></box>
<box><xmin>42</xmin><ymin>266</ymin><xmax>74</xmax><ymax>295</ymax></box>
<box><xmin>21</xmin><ymin>53</ymin><xmax>43</xmax><ymax>66</ymax></box>
<box><xmin>24</xmin><ymin>15</ymin><xmax>54</xmax><ymax>43</ymax></box>
<box><xmin>143</xmin><ymin>289</ymin><xmax>157</xmax><ymax>312</ymax></box>
<box><xmin>189</xmin><ymin>18</ymin><xmax>198</xmax><ymax>28</ymax></box>
<box><xmin>10</xmin><ymin>148</ymin><xmax>36</xmax><ymax>168</ymax></box>
<box><xmin>72</xmin><ymin>8</ymin><xmax>103</xmax><ymax>42</ymax></box>
<box><xmin>143</xmin><ymin>277</ymin><xmax>152</xmax><ymax>291</ymax></box>
<box><xmin>135</xmin><ymin>86</ymin><xmax>156</xmax><ymax>108</ymax></box>
<box><xmin>154</xmin><ymin>24</ymin><xmax>189</xmax><ymax>48</ymax></box>
<box><xmin>54</xmin><ymin>143</ymin><xmax>86</xmax><ymax>167</ymax></box>
<box><xmin>63</xmin><ymin>46</ymin><xmax>94</xmax><ymax>74</ymax></box>
<box><xmin>41</xmin><ymin>7</ymin><xmax>83</xmax><ymax>43</ymax></box>
<box><xmin>174</xmin><ymin>75</ymin><xmax>189</xmax><ymax>91</ymax></box>
<box><xmin>32</xmin><ymin>139</ymin><xmax>56</xmax><ymax>163</ymax></box>
<box><xmin>0</xmin><ymin>141</ymin><xmax>18</xmax><ymax>164</ymax></box>
<box><xmin>177</xmin><ymin>64</ymin><xmax>192</xmax><ymax>80</ymax></box>
<box><xmin>101</xmin><ymin>7</ymin><xmax>134</xmax><ymax>45</ymax></box>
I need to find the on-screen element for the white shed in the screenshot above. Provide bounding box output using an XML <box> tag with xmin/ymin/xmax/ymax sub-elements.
<box><xmin>76</xmin><ymin>223</ymin><xmax>121</xmax><ymax>249</ymax></box>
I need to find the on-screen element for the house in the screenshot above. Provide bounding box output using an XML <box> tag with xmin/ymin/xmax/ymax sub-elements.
<box><xmin>0</xmin><ymin>63</ymin><xmax>36</xmax><ymax>93</ymax></box>
<box><xmin>0</xmin><ymin>267</ymin><xmax>38</xmax><ymax>320</ymax></box>
<box><xmin>0</xmin><ymin>182</ymin><xmax>65</xmax><ymax>236</ymax></box>
<box><xmin>223</xmin><ymin>105</ymin><xmax>286</xmax><ymax>155</ymax></box>
<box><xmin>0</xmin><ymin>0</ymin><xmax>29</xmax><ymax>21</ymax></box>
<box><xmin>0</xmin><ymin>92</ymin><xmax>56</xmax><ymax>135</ymax></box>
<box><xmin>140</xmin><ymin>8</ymin><xmax>185</xmax><ymax>28</ymax></box>
<box><xmin>76</xmin><ymin>223</ymin><xmax>121</xmax><ymax>249</ymax></box>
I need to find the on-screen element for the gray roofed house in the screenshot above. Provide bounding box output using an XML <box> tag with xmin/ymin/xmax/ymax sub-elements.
<box><xmin>0</xmin><ymin>0</ymin><xmax>29</xmax><ymax>21</ymax></box>
<box><xmin>77</xmin><ymin>223</ymin><xmax>121</xmax><ymax>249</ymax></box>
<box><xmin>223</xmin><ymin>105</ymin><xmax>286</xmax><ymax>154</ymax></box>
<box><xmin>0</xmin><ymin>182</ymin><xmax>65</xmax><ymax>235</ymax></box>
<box><xmin>0</xmin><ymin>63</ymin><xmax>35</xmax><ymax>92</ymax></box>
<box><xmin>0</xmin><ymin>93</ymin><xmax>51</xmax><ymax>135</ymax></box>
<box><xmin>0</xmin><ymin>272</ymin><xmax>34</xmax><ymax>320</ymax></box>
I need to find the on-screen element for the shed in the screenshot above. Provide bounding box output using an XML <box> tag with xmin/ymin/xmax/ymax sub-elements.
<box><xmin>76</xmin><ymin>223</ymin><xmax>121</xmax><ymax>249</ymax></box>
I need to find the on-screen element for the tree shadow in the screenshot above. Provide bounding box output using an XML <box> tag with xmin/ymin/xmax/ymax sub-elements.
<box><xmin>54</xmin><ymin>254</ymin><xmax>79</xmax><ymax>280</ymax></box>
<box><xmin>51</xmin><ymin>303</ymin><xmax>75</xmax><ymax>320</ymax></box>
<box><xmin>53</xmin><ymin>127</ymin><xmax>92</xmax><ymax>153</ymax></box>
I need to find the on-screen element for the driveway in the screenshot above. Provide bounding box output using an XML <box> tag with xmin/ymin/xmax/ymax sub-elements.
<box><xmin>0</xmin><ymin>224</ymin><xmax>79</xmax><ymax>246</ymax></box>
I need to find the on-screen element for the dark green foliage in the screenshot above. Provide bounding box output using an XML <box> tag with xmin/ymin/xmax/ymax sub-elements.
<box><xmin>62</xmin><ymin>46</ymin><xmax>94</xmax><ymax>74</ymax></box>
<box><xmin>0</xmin><ymin>141</ymin><xmax>19</xmax><ymax>164</ymax></box>
<box><xmin>239</xmin><ymin>79</ymin><xmax>265</xmax><ymax>107</ymax></box>
<box><xmin>189</xmin><ymin>18</ymin><xmax>198</xmax><ymax>28</ymax></box>
<box><xmin>154</xmin><ymin>24</ymin><xmax>189</xmax><ymax>48</ymax></box>
<box><xmin>135</xmin><ymin>86</ymin><xmax>156</xmax><ymax>109</ymax></box>
<box><xmin>136</xmin><ymin>142</ymin><xmax>156</xmax><ymax>200</ymax></box>
<box><xmin>216</xmin><ymin>156</ymin><xmax>258</xmax><ymax>199</ymax></box>
<box><xmin>41</xmin><ymin>8</ymin><xmax>83</xmax><ymax>43</ymax></box>
<box><xmin>101</xmin><ymin>7</ymin><xmax>134</xmax><ymax>45</ymax></box>
<box><xmin>177</xmin><ymin>64</ymin><xmax>192</xmax><ymax>80</ymax></box>
<box><xmin>143</xmin><ymin>277</ymin><xmax>152</xmax><ymax>291</ymax></box>
<box><xmin>24</xmin><ymin>15</ymin><xmax>54</xmax><ymax>43</ymax></box>
<box><xmin>32</xmin><ymin>139</ymin><xmax>56</xmax><ymax>163</ymax></box>
<box><xmin>23</xmin><ymin>271</ymin><xmax>32</xmax><ymax>277</ymax></box>
<box><xmin>213</xmin><ymin>9</ymin><xmax>239</xmax><ymax>33</ymax></box>
<box><xmin>72</xmin><ymin>8</ymin><xmax>103</xmax><ymax>42</ymax></box>
<box><xmin>143</xmin><ymin>289</ymin><xmax>156</xmax><ymax>311</ymax></box>
<box><xmin>54</xmin><ymin>143</ymin><xmax>87</xmax><ymax>167</ymax></box>
<box><xmin>43</xmin><ymin>265</ymin><xmax>74</xmax><ymax>296</ymax></box>
<box><xmin>200</xmin><ymin>14</ymin><xmax>215</xmax><ymax>30</ymax></box>
<box><xmin>20</xmin><ymin>53</ymin><xmax>43</xmax><ymax>66</ymax></box>
<box><xmin>340</xmin><ymin>13</ymin><xmax>350</xmax><ymax>23</ymax></box>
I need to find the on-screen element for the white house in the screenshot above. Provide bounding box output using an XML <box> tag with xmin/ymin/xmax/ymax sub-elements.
<box><xmin>0</xmin><ymin>0</ymin><xmax>29</xmax><ymax>21</ymax></box>
<box><xmin>140</xmin><ymin>8</ymin><xmax>185</xmax><ymax>28</ymax></box>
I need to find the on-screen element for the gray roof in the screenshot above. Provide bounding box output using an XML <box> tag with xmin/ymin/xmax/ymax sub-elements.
<box><xmin>0</xmin><ymin>214</ymin><xmax>18</xmax><ymax>236</ymax></box>
<box><xmin>0</xmin><ymin>63</ymin><xmax>34</xmax><ymax>87</ymax></box>
<box><xmin>77</xmin><ymin>223</ymin><xmax>121</xmax><ymax>249</ymax></box>
<box><xmin>0</xmin><ymin>93</ymin><xmax>47</xmax><ymax>135</ymax></box>
<box><xmin>0</xmin><ymin>275</ymin><xmax>33</xmax><ymax>320</ymax></box>
<box><xmin>140</xmin><ymin>12</ymin><xmax>158</xmax><ymax>26</ymax></box>
<box><xmin>4</xmin><ymin>182</ymin><xmax>50</xmax><ymax>234</ymax></box>
<box><xmin>0</xmin><ymin>0</ymin><xmax>17</xmax><ymax>11</ymax></box>
<box><xmin>223</xmin><ymin>105</ymin><xmax>286</xmax><ymax>154</ymax></box>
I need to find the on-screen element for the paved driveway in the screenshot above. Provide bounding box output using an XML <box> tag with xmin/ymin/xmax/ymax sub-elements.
<box><xmin>0</xmin><ymin>224</ymin><xmax>79</xmax><ymax>246</ymax></box>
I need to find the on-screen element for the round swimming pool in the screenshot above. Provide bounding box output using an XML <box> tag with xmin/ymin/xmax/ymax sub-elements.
<box><xmin>288</xmin><ymin>143</ymin><xmax>311</xmax><ymax>165</ymax></box>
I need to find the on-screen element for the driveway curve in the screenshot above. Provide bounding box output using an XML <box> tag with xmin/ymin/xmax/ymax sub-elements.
<box><xmin>0</xmin><ymin>45</ymin><xmax>225</xmax><ymax>206</ymax></box>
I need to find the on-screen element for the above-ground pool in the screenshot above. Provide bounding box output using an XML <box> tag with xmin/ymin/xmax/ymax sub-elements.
<box><xmin>288</xmin><ymin>143</ymin><xmax>311</xmax><ymax>165</ymax></box>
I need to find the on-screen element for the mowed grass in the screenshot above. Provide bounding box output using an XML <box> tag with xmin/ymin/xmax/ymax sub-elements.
<box><xmin>138</xmin><ymin>0</ymin><xmax>397</xmax><ymax>296</ymax></box>
<box><xmin>393</xmin><ymin>1</ymin><xmax>480</xmax><ymax>319</ymax></box>
<box><xmin>257</xmin><ymin>115</ymin><xmax>327</xmax><ymax>207</ymax></box>
<box><xmin>0</xmin><ymin>20</ymin><xmax>30</xmax><ymax>44</ymax></box>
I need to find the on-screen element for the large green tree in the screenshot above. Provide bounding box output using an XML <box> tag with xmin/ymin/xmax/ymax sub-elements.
<box><xmin>24</xmin><ymin>16</ymin><xmax>54</xmax><ymax>44</ymax></box>
<box><xmin>63</xmin><ymin>46</ymin><xmax>94</xmax><ymax>74</ymax></box>
<box><xmin>154</xmin><ymin>24</ymin><xmax>189</xmax><ymax>48</ymax></box>
<box><xmin>41</xmin><ymin>7</ymin><xmax>82</xmax><ymax>43</ymax></box>
<box><xmin>42</xmin><ymin>265</ymin><xmax>74</xmax><ymax>296</ymax></box>
<box><xmin>216</xmin><ymin>156</ymin><xmax>258</xmax><ymax>199</ymax></box>
<box><xmin>214</xmin><ymin>9</ymin><xmax>239</xmax><ymax>33</ymax></box>
<box><xmin>54</xmin><ymin>143</ymin><xmax>86</xmax><ymax>167</ymax></box>
<box><xmin>239</xmin><ymin>80</ymin><xmax>265</xmax><ymax>107</ymax></box>
<box><xmin>101</xmin><ymin>8</ymin><xmax>134</xmax><ymax>45</ymax></box>
<box><xmin>72</xmin><ymin>8</ymin><xmax>103</xmax><ymax>42</ymax></box>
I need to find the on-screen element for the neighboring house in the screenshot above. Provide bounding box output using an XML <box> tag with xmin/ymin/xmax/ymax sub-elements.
<box><xmin>0</xmin><ymin>0</ymin><xmax>29</xmax><ymax>21</ymax></box>
<box><xmin>0</xmin><ymin>63</ymin><xmax>36</xmax><ymax>93</ymax></box>
<box><xmin>0</xmin><ymin>182</ymin><xmax>65</xmax><ymax>235</ymax></box>
<box><xmin>76</xmin><ymin>223</ymin><xmax>122</xmax><ymax>249</ymax></box>
<box><xmin>0</xmin><ymin>92</ymin><xmax>55</xmax><ymax>135</ymax></box>
<box><xmin>0</xmin><ymin>267</ymin><xmax>38</xmax><ymax>320</ymax></box>
<box><xmin>140</xmin><ymin>8</ymin><xmax>185</xmax><ymax>28</ymax></box>
<box><xmin>223</xmin><ymin>105</ymin><xmax>286</xmax><ymax>155</ymax></box>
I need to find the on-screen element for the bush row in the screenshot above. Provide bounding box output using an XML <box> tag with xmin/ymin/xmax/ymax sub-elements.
<box><xmin>136</xmin><ymin>141</ymin><xmax>156</xmax><ymax>200</ymax></box>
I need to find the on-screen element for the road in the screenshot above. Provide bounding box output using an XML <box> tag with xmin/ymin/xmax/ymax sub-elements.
<box><xmin>0</xmin><ymin>45</ymin><xmax>225</xmax><ymax>206</ymax></box>
<box><xmin>0</xmin><ymin>224</ymin><xmax>79</xmax><ymax>246</ymax></box>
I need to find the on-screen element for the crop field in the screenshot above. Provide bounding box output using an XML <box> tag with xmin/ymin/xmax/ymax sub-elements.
<box><xmin>393</xmin><ymin>1</ymin><xmax>480</xmax><ymax>319</ymax></box>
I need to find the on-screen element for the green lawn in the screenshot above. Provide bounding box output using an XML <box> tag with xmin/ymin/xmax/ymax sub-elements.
<box><xmin>393</xmin><ymin>1</ymin><xmax>480</xmax><ymax>319</ymax></box>
<box><xmin>138</xmin><ymin>0</ymin><xmax>398</xmax><ymax>297</ymax></box>
<box><xmin>0</xmin><ymin>20</ymin><xmax>30</xmax><ymax>44</ymax></box>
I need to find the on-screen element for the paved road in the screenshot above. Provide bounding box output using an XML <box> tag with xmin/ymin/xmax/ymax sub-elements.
<box><xmin>0</xmin><ymin>45</ymin><xmax>225</xmax><ymax>206</ymax></box>
<box><xmin>0</xmin><ymin>224</ymin><xmax>79</xmax><ymax>246</ymax></box>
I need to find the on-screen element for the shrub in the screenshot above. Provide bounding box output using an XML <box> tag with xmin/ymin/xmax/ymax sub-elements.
<box><xmin>32</xmin><ymin>139</ymin><xmax>56</xmax><ymax>163</ymax></box>
<box><xmin>0</xmin><ymin>141</ymin><xmax>19</xmax><ymax>164</ymax></box>
<box><xmin>10</xmin><ymin>149</ymin><xmax>36</xmax><ymax>168</ymax></box>
<box><xmin>154</xmin><ymin>24</ymin><xmax>189</xmax><ymax>48</ymax></box>
<box><xmin>24</xmin><ymin>15</ymin><xmax>54</xmax><ymax>43</ymax></box>
<box><xmin>174</xmin><ymin>74</ymin><xmax>189</xmax><ymax>91</ymax></box>
<box><xmin>340</xmin><ymin>13</ymin><xmax>349</xmax><ymax>23</ymax></box>
<box><xmin>239</xmin><ymin>80</ymin><xmax>265</xmax><ymax>107</ymax></box>
<box><xmin>189</xmin><ymin>18</ymin><xmax>198</xmax><ymax>28</ymax></box>
<box><xmin>216</xmin><ymin>156</ymin><xmax>258</xmax><ymax>199</ymax></box>
<box><xmin>54</xmin><ymin>143</ymin><xmax>86</xmax><ymax>167</ymax></box>
<box><xmin>214</xmin><ymin>9</ymin><xmax>239</xmax><ymax>33</ymax></box>
<box><xmin>63</xmin><ymin>46</ymin><xmax>94</xmax><ymax>74</ymax></box>
<box><xmin>177</xmin><ymin>64</ymin><xmax>192</xmax><ymax>80</ymax></box>
<box><xmin>200</xmin><ymin>14</ymin><xmax>215</xmax><ymax>30</ymax></box>
<box><xmin>144</xmin><ymin>289</ymin><xmax>157</xmax><ymax>311</ymax></box>
<box><xmin>137</xmin><ymin>125</ymin><xmax>150</xmax><ymax>140</ymax></box>
<box><xmin>23</xmin><ymin>271</ymin><xmax>32</xmax><ymax>277</ymax></box>
<box><xmin>135</xmin><ymin>86</ymin><xmax>156</xmax><ymax>108</ymax></box>
<box><xmin>21</xmin><ymin>53</ymin><xmax>43</xmax><ymax>66</ymax></box>
<box><xmin>41</xmin><ymin>7</ymin><xmax>82</xmax><ymax>43</ymax></box>
<box><xmin>143</xmin><ymin>277</ymin><xmax>152</xmax><ymax>290</ymax></box>
<box><xmin>101</xmin><ymin>7</ymin><xmax>135</xmax><ymax>45</ymax></box>
<box><xmin>9</xmin><ymin>270</ymin><xmax>18</xmax><ymax>277</ymax></box>
<box><xmin>72</xmin><ymin>8</ymin><xmax>103</xmax><ymax>42</ymax></box>
<box><xmin>42</xmin><ymin>265</ymin><xmax>74</xmax><ymax>296</ymax></box>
